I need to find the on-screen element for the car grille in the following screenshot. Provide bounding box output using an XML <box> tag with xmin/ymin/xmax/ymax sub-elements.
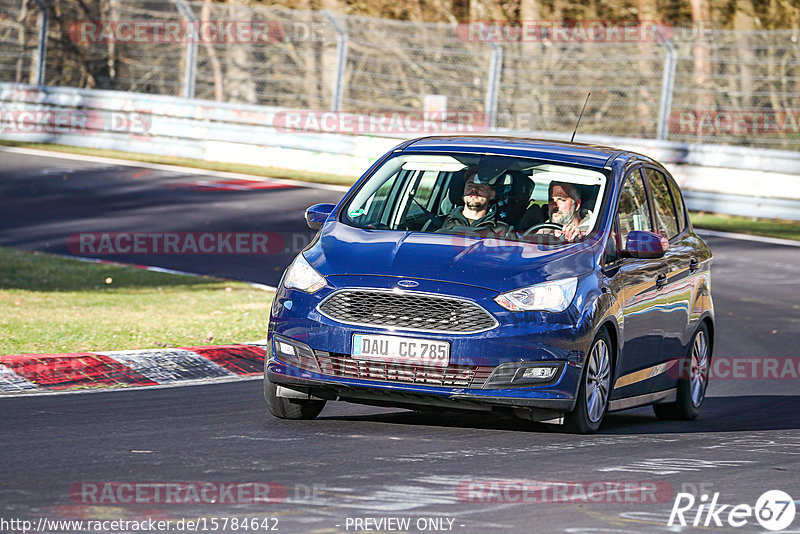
<box><xmin>314</xmin><ymin>351</ymin><xmax>493</xmax><ymax>388</ymax></box>
<box><xmin>317</xmin><ymin>290</ymin><xmax>497</xmax><ymax>334</ymax></box>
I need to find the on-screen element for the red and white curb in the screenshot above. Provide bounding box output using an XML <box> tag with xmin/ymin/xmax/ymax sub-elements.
<box><xmin>0</xmin><ymin>344</ymin><xmax>267</xmax><ymax>395</ymax></box>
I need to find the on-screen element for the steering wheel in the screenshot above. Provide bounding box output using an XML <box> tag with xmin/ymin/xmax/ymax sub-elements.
<box><xmin>521</xmin><ymin>222</ymin><xmax>563</xmax><ymax>237</ymax></box>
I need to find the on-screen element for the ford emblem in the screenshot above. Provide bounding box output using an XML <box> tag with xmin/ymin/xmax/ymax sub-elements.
<box><xmin>397</xmin><ymin>280</ymin><xmax>419</xmax><ymax>288</ymax></box>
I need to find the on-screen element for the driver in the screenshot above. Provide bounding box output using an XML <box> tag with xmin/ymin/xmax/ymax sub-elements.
<box><xmin>536</xmin><ymin>181</ymin><xmax>591</xmax><ymax>242</ymax></box>
<box><xmin>438</xmin><ymin>167</ymin><xmax>509</xmax><ymax>237</ymax></box>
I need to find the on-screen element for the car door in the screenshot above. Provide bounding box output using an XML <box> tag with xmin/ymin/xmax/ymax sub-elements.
<box><xmin>610</xmin><ymin>167</ymin><xmax>666</xmax><ymax>400</ymax></box>
<box><xmin>642</xmin><ymin>167</ymin><xmax>695</xmax><ymax>393</ymax></box>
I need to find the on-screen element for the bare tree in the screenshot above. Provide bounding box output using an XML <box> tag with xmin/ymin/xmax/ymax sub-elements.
<box><xmin>201</xmin><ymin>1</ymin><xmax>225</xmax><ymax>101</ymax></box>
<box><xmin>689</xmin><ymin>0</ymin><xmax>713</xmax><ymax>109</ymax></box>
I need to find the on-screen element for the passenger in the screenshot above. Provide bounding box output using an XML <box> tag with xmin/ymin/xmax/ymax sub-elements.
<box><xmin>438</xmin><ymin>168</ymin><xmax>509</xmax><ymax>237</ymax></box>
<box><xmin>537</xmin><ymin>181</ymin><xmax>592</xmax><ymax>242</ymax></box>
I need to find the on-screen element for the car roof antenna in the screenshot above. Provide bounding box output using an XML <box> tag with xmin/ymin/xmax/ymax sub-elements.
<box><xmin>570</xmin><ymin>92</ymin><xmax>591</xmax><ymax>143</ymax></box>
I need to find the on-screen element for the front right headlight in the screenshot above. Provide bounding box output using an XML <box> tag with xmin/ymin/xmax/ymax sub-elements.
<box><xmin>494</xmin><ymin>277</ymin><xmax>578</xmax><ymax>313</ymax></box>
<box><xmin>283</xmin><ymin>254</ymin><xmax>326</xmax><ymax>293</ymax></box>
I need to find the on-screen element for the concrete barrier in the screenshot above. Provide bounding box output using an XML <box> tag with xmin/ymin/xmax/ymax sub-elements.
<box><xmin>2</xmin><ymin>83</ymin><xmax>798</xmax><ymax>219</ymax></box>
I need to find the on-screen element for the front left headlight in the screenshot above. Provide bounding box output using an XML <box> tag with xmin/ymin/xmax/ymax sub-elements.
<box><xmin>283</xmin><ymin>253</ymin><xmax>327</xmax><ymax>293</ymax></box>
<box><xmin>494</xmin><ymin>277</ymin><xmax>578</xmax><ymax>312</ymax></box>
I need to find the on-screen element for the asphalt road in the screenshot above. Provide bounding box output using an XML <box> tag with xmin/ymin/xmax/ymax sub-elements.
<box><xmin>0</xmin><ymin>148</ymin><xmax>344</xmax><ymax>286</ymax></box>
<box><xmin>2</xmin><ymin>148</ymin><xmax>800</xmax><ymax>533</ymax></box>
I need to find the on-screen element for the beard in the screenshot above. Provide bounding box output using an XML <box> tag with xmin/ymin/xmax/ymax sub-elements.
<box><xmin>551</xmin><ymin>207</ymin><xmax>576</xmax><ymax>225</ymax></box>
<box><xmin>465</xmin><ymin>197</ymin><xmax>488</xmax><ymax>211</ymax></box>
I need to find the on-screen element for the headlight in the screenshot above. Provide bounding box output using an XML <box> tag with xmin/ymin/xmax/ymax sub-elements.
<box><xmin>494</xmin><ymin>277</ymin><xmax>578</xmax><ymax>312</ymax></box>
<box><xmin>283</xmin><ymin>254</ymin><xmax>326</xmax><ymax>293</ymax></box>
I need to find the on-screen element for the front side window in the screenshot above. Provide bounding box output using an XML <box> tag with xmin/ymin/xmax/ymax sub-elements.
<box><xmin>604</xmin><ymin>219</ymin><xmax>621</xmax><ymax>264</ymax></box>
<box><xmin>617</xmin><ymin>169</ymin><xmax>651</xmax><ymax>246</ymax></box>
<box><xmin>666</xmin><ymin>175</ymin><xmax>687</xmax><ymax>233</ymax></box>
<box><xmin>343</xmin><ymin>153</ymin><xmax>608</xmax><ymax>244</ymax></box>
<box><xmin>646</xmin><ymin>168</ymin><xmax>680</xmax><ymax>239</ymax></box>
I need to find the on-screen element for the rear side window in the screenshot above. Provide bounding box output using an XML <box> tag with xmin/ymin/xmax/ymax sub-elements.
<box><xmin>645</xmin><ymin>169</ymin><xmax>680</xmax><ymax>239</ymax></box>
<box><xmin>617</xmin><ymin>169</ymin><xmax>651</xmax><ymax>245</ymax></box>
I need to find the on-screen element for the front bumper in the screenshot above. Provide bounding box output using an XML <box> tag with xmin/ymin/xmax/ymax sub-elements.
<box><xmin>266</xmin><ymin>358</ymin><xmax>577</xmax><ymax>415</ymax></box>
<box><xmin>267</xmin><ymin>275</ymin><xmax>600</xmax><ymax>417</ymax></box>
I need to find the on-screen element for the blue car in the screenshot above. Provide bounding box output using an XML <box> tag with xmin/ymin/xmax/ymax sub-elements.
<box><xmin>264</xmin><ymin>136</ymin><xmax>714</xmax><ymax>433</ymax></box>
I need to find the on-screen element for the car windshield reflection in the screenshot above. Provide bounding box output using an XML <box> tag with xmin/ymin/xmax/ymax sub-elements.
<box><xmin>342</xmin><ymin>153</ymin><xmax>608</xmax><ymax>244</ymax></box>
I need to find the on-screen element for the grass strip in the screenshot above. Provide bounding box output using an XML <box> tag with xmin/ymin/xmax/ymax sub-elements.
<box><xmin>690</xmin><ymin>212</ymin><xmax>800</xmax><ymax>242</ymax></box>
<box><xmin>0</xmin><ymin>247</ymin><xmax>272</xmax><ymax>355</ymax></box>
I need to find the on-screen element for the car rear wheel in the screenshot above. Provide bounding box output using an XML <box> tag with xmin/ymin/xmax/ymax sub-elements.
<box><xmin>653</xmin><ymin>324</ymin><xmax>710</xmax><ymax>421</ymax></box>
<box><xmin>564</xmin><ymin>330</ymin><xmax>612</xmax><ymax>434</ymax></box>
<box><xmin>264</xmin><ymin>379</ymin><xmax>326</xmax><ymax>420</ymax></box>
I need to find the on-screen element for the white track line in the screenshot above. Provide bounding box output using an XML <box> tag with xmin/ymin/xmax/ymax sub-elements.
<box><xmin>0</xmin><ymin>145</ymin><xmax>351</xmax><ymax>192</ymax></box>
<box><xmin>52</xmin><ymin>253</ymin><xmax>278</xmax><ymax>291</ymax></box>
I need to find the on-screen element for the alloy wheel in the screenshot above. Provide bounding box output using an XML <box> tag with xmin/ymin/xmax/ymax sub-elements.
<box><xmin>585</xmin><ymin>338</ymin><xmax>611</xmax><ymax>423</ymax></box>
<box><xmin>690</xmin><ymin>330</ymin><xmax>709</xmax><ymax>407</ymax></box>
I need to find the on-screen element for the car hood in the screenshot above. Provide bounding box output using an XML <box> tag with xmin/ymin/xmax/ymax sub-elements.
<box><xmin>303</xmin><ymin>223</ymin><xmax>599</xmax><ymax>293</ymax></box>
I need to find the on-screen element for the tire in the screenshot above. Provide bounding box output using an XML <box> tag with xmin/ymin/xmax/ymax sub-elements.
<box><xmin>653</xmin><ymin>324</ymin><xmax>710</xmax><ymax>421</ymax></box>
<box><xmin>564</xmin><ymin>329</ymin><xmax>613</xmax><ymax>434</ymax></box>
<box><xmin>264</xmin><ymin>379</ymin><xmax>326</xmax><ymax>420</ymax></box>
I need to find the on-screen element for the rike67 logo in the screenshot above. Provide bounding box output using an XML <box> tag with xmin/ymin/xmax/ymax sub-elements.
<box><xmin>669</xmin><ymin>490</ymin><xmax>796</xmax><ymax>531</ymax></box>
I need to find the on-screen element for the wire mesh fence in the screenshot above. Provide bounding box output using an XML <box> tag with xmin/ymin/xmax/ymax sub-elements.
<box><xmin>338</xmin><ymin>15</ymin><xmax>491</xmax><ymax>116</ymax></box>
<box><xmin>0</xmin><ymin>0</ymin><xmax>39</xmax><ymax>85</ymax></box>
<box><xmin>669</xmin><ymin>29</ymin><xmax>800</xmax><ymax>147</ymax></box>
<box><xmin>0</xmin><ymin>0</ymin><xmax>798</xmax><ymax>150</ymax></box>
<box><xmin>186</xmin><ymin>3</ymin><xmax>338</xmax><ymax>109</ymax></box>
<box><xmin>496</xmin><ymin>40</ymin><xmax>669</xmax><ymax>138</ymax></box>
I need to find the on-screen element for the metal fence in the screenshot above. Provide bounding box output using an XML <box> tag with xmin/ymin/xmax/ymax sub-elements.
<box><xmin>1</xmin><ymin>0</ymin><xmax>799</xmax><ymax>151</ymax></box>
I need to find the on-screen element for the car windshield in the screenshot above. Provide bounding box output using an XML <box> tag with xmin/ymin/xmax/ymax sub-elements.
<box><xmin>342</xmin><ymin>153</ymin><xmax>608</xmax><ymax>244</ymax></box>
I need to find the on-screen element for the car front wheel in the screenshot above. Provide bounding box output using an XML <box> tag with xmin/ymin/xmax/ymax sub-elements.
<box><xmin>264</xmin><ymin>379</ymin><xmax>326</xmax><ymax>420</ymax></box>
<box><xmin>564</xmin><ymin>329</ymin><xmax>612</xmax><ymax>434</ymax></box>
<box><xmin>653</xmin><ymin>323</ymin><xmax>710</xmax><ymax>421</ymax></box>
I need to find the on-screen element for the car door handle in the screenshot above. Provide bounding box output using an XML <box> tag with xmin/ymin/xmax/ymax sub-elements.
<box><xmin>689</xmin><ymin>258</ymin><xmax>699</xmax><ymax>273</ymax></box>
<box><xmin>655</xmin><ymin>273</ymin><xmax>667</xmax><ymax>289</ymax></box>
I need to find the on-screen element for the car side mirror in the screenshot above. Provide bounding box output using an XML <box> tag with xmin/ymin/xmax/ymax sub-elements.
<box><xmin>622</xmin><ymin>230</ymin><xmax>668</xmax><ymax>259</ymax></box>
<box><xmin>305</xmin><ymin>203</ymin><xmax>335</xmax><ymax>230</ymax></box>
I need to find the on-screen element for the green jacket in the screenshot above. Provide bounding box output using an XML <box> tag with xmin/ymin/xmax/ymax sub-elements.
<box><xmin>438</xmin><ymin>205</ymin><xmax>510</xmax><ymax>237</ymax></box>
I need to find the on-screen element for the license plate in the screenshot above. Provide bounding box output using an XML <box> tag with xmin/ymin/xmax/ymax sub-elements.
<box><xmin>351</xmin><ymin>334</ymin><xmax>450</xmax><ymax>367</ymax></box>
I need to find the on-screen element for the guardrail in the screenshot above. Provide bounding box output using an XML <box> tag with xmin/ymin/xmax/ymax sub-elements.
<box><xmin>1</xmin><ymin>83</ymin><xmax>799</xmax><ymax>220</ymax></box>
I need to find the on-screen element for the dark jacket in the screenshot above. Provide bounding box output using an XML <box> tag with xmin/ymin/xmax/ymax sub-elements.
<box><xmin>437</xmin><ymin>205</ymin><xmax>510</xmax><ymax>237</ymax></box>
